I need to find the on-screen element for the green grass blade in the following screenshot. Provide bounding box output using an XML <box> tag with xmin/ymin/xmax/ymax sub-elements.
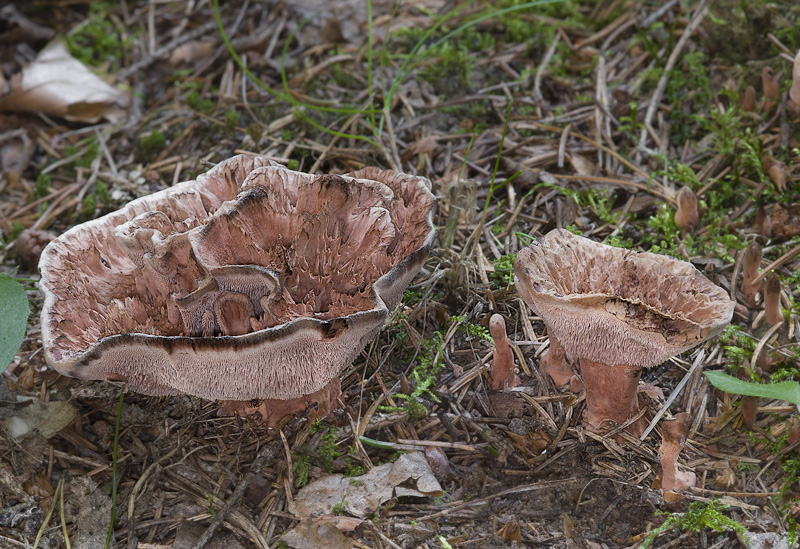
<box><xmin>704</xmin><ymin>371</ymin><xmax>800</xmax><ymax>406</ymax></box>
<box><xmin>104</xmin><ymin>389</ymin><xmax>125</xmax><ymax>548</ymax></box>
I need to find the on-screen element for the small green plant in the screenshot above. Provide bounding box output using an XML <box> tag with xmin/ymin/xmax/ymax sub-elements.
<box><xmin>205</xmin><ymin>494</ymin><xmax>217</xmax><ymax>518</ymax></box>
<box><xmin>439</xmin><ymin>536</ymin><xmax>455</xmax><ymax>549</ymax></box>
<box><xmin>382</xmin><ymin>330</ymin><xmax>446</xmax><ymax>420</ymax></box>
<box><xmin>0</xmin><ymin>274</ymin><xmax>30</xmax><ymax>374</ymax></box>
<box><xmin>492</xmin><ymin>253</ymin><xmax>516</xmax><ymax>288</ymax></box>
<box><xmin>641</xmin><ymin>500</ymin><xmax>746</xmax><ymax>548</ymax></box>
<box><xmin>332</xmin><ymin>496</ymin><xmax>347</xmax><ymax>516</ymax></box>
<box><xmin>618</xmin><ymin>101</ymin><xmax>642</xmax><ymax>136</ymax></box>
<box><xmin>450</xmin><ymin>315</ymin><xmax>492</xmax><ymax>343</ymax></box>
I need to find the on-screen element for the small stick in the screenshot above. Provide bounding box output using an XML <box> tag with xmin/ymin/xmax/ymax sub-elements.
<box><xmin>638</xmin><ymin>349</ymin><xmax>705</xmax><ymax>443</ymax></box>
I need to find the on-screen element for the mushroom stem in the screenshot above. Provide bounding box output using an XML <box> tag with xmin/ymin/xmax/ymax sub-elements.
<box><xmin>489</xmin><ymin>314</ymin><xmax>521</xmax><ymax>391</ymax></box>
<box><xmin>660</xmin><ymin>413</ymin><xmax>696</xmax><ymax>494</ymax></box>
<box><xmin>674</xmin><ymin>186</ymin><xmax>700</xmax><ymax>236</ymax></box>
<box><xmin>740</xmin><ymin>242</ymin><xmax>762</xmax><ymax>308</ymax></box>
<box><xmin>764</xmin><ymin>273</ymin><xmax>784</xmax><ymax>327</ymax></box>
<box><xmin>219</xmin><ymin>378</ymin><xmax>342</xmax><ymax>428</ymax></box>
<box><xmin>539</xmin><ymin>336</ymin><xmax>578</xmax><ymax>390</ymax></box>
<box><xmin>580</xmin><ymin>359</ymin><xmax>646</xmax><ymax>436</ymax></box>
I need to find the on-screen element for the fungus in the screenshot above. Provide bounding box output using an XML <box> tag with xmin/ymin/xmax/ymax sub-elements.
<box><xmin>789</xmin><ymin>49</ymin><xmax>800</xmax><ymax>116</ymax></box>
<box><xmin>740</xmin><ymin>241</ymin><xmax>762</xmax><ymax>308</ymax></box>
<box><xmin>659</xmin><ymin>413</ymin><xmax>696</xmax><ymax>494</ymax></box>
<box><xmin>742</xmin><ymin>85</ymin><xmax>756</xmax><ymax>112</ymax></box>
<box><xmin>514</xmin><ymin>229</ymin><xmax>734</xmax><ymax>435</ymax></box>
<box><xmin>538</xmin><ymin>335</ymin><xmax>578</xmax><ymax>390</ymax></box>
<box><xmin>764</xmin><ymin>273</ymin><xmax>784</xmax><ymax>328</ymax></box>
<box><xmin>39</xmin><ymin>155</ymin><xmax>435</xmax><ymax>425</ymax></box>
<box><xmin>674</xmin><ymin>186</ymin><xmax>700</xmax><ymax>236</ymax></box>
<box><xmin>763</xmin><ymin>155</ymin><xmax>789</xmax><ymax>193</ymax></box>
<box><xmin>762</xmin><ymin>67</ymin><xmax>779</xmax><ymax>112</ymax></box>
<box><xmin>489</xmin><ymin>314</ymin><xmax>520</xmax><ymax>391</ymax></box>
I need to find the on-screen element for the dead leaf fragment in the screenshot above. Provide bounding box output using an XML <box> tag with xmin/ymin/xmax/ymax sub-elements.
<box><xmin>0</xmin><ymin>41</ymin><xmax>129</xmax><ymax>123</ymax></box>
<box><xmin>281</xmin><ymin>518</ymin><xmax>354</xmax><ymax>549</ymax></box>
<box><xmin>0</xmin><ymin>398</ymin><xmax>77</xmax><ymax>440</ymax></box>
<box><xmin>289</xmin><ymin>452</ymin><xmax>442</xmax><ymax>519</ymax></box>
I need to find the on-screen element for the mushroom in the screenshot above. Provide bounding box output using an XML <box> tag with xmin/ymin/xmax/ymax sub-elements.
<box><xmin>538</xmin><ymin>334</ymin><xmax>579</xmax><ymax>390</ymax></box>
<box><xmin>674</xmin><ymin>186</ymin><xmax>700</xmax><ymax>236</ymax></box>
<box><xmin>764</xmin><ymin>273</ymin><xmax>784</xmax><ymax>328</ymax></box>
<box><xmin>789</xmin><ymin>49</ymin><xmax>800</xmax><ymax>116</ymax></box>
<box><xmin>740</xmin><ymin>241</ymin><xmax>762</xmax><ymax>308</ymax></box>
<box><xmin>762</xmin><ymin>67</ymin><xmax>779</xmax><ymax>112</ymax></box>
<box><xmin>659</xmin><ymin>412</ymin><xmax>696</xmax><ymax>494</ymax></box>
<box><xmin>489</xmin><ymin>314</ymin><xmax>520</xmax><ymax>391</ymax></box>
<box><xmin>39</xmin><ymin>155</ymin><xmax>436</xmax><ymax>425</ymax></box>
<box><xmin>742</xmin><ymin>85</ymin><xmax>757</xmax><ymax>112</ymax></box>
<box><xmin>514</xmin><ymin>229</ymin><xmax>734</xmax><ymax>435</ymax></box>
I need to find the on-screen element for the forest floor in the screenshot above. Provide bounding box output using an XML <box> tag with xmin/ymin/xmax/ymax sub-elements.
<box><xmin>1</xmin><ymin>0</ymin><xmax>800</xmax><ymax>547</ymax></box>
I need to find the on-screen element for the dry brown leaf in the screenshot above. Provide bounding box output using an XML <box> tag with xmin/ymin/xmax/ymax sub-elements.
<box><xmin>281</xmin><ymin>518</ymin><xmax>354</xmax><ymax>549</ymax></box>
<box><xmin>566</xmin><ymin>152</ymin><xmax>596</xmax><ymax>176</ymax></box>
<box><xmin>289</xmin><ymin>451</ymin><xmax>442</xmax><ymax>519</ymax></box>
<box><xmin>0</xmin><ymin>41</ymin><xmax>129</xmax><ymax>123</ymax></box>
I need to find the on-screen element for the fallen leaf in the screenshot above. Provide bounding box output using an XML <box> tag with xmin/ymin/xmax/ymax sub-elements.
<box><xmin>281</xmin><ymin>518</ymin><xmax>353</xmax><ymax>549</ymax></box>
<box><xmin>289</xmin><ymin>451</ymin><xmax>442</xmax><ymax>519</ymax></box>
<box><xmin>0</xmin><ymin>398</ymin><xmax>77</xmax><ymax>440</ymax></box>
<box><xmin>0</xmin><ymin>40</ymin><xmax>129</xmax><ymax>123</ymax></box>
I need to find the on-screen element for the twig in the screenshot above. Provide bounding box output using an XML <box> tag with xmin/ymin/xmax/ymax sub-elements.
<box><xmin>751</xmin><ymin>241</ymin><xmax>800</xmax><ymax>285</ymax></box>
<box><xmin>116</xmin><ymin>19</ymin><xmax>225</xmax><ymax>82</ymax></box>
<box><xmin>637</xmin><ymin>0</ymin><xmax>709</xmax><ymax>151</ymax></box>
<box><xmin>191</xmin><ymin>416</ymin><xmax>304</xmax><ymax>549</ymax></box>
<box><xmin>638</xmin><ymin>349</ymin><xmax>706</xmax><ymax>443</ymax></box>
<box><xmin>533</xmin><ymin>33</ymin><xmax>560</xmax><ymax>102</ymax></box>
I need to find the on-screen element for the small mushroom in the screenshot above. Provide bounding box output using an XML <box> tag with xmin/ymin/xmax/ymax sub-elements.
<box><xmin>39</xmin><ymin>156</ymin><xmax>436</xmax><ymax>425</ymax></box>
<box><xmin>740</xmin><ymin>241</ymin><xmax>762</xmax><ymax>308</ymax></box>
<box><xmin>660</xmin><ymin>413</ymin><xmax>696</xmax><ymax>494</ymax></box>
<box><xmin>764</xmin><ymin>273</ymin><xmax>784</xmax><ymax>328</ymax></box>
<box><xmin>674</xmin><ymin>186</ymin><xmax>700</xmax><ymax>236</ymax></box>
<box><xmin>763</xmin><ymin>155</ymin><xmax>789</xmax><ymax>193</ymax></box>
<box><xmin>742</xmin><ymin>85</ymin><xmax>757</xmax><ymax>112</ymax></box>
<box><xmin>514</xmin><ymin>229</ymin><xmax>734</xmax><ymax>435</ymax></box>
<box><xmin>489</xmin><ymin>314</ymin><xmax>520</xmax><ymax>391</ymax></box>
<box><xmin>538</xmin><ymin>334</ymin><xmax>578</xmax><ymax>390</ymax></box>
<box><xmin>789</xmin><ymin>50</ymin><xmax>800</xmax><ymax>116</ymax></box>
<box><xmin>762</xmin><ymin>67</ymin><xmax>779</xmax><ymax>112</ymax></box>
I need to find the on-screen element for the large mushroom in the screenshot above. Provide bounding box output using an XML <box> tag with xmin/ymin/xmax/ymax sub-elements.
<box><xmin>514</xmin><ymin>229</ymin><xmax>734</xmax><ymax>435</ymax></box>
<box><xmin>39</xmin><ymin>155</ymin><xmax>435</xmax><ymax>425</ymax></box>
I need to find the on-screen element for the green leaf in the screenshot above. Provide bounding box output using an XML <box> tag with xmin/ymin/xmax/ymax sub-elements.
<box><xmin>0</xmin><ymin>274</ymin><xmax>29</xmax><ymax>373</ymax></box>
<box><xmin>704</xmin><ymin>371</ymin><xmax>800</xmax><ymax>406</ymax></box>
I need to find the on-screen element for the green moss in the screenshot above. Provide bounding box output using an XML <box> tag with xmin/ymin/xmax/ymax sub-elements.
<box><xmin>140</xmin><ymin>130</ymin><xmax>167</xmax><ymax>159</ymax></box>
<box><xmin>186</xmin><ymin>91</ymin><xmax>213</xmax><ymax>113</ymax></box>
<box><xmin>33</xmin><ymin>173</ymin><xmax>51</xmax><ymax>201</ymax></box>
<box><xmin>224</xmin><ymin>108</ymin><xmax>241</xmax><ymax>129</ymax></box>
<box><xmin>642</xmin><ymin>500</ymin><xmax>746</xmax><ymax>548</ymax></box>
<box><xmin>65</xmin><ymin>2</ymin><xmax>134</xmax><ymax>70</ymax></box>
